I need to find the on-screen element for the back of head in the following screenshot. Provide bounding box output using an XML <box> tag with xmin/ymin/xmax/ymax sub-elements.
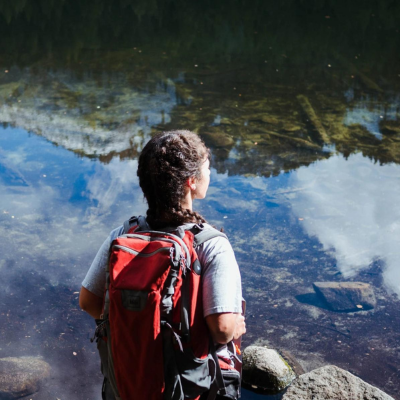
<box><xmin>137</xmin><ymin>130</ymin><xmax>208</xmax><ymax>229</ymax></box>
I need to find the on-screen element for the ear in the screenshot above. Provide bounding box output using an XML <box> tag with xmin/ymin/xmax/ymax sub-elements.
<box><xmin>187</xmin><ymin>176</ymin><xmax>197</xmax><ymax>191</ymax></box>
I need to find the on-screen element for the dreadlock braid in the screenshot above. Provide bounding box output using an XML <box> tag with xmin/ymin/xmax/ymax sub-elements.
<box><xmin>137</xmin><ymin>130</ymin><xmax>209</xmax><ymax>229</ymax></box>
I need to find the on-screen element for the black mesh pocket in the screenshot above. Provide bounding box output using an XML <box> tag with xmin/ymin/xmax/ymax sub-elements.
<box><xmin>218</xmin><ymin>368</ymin><xmax>241</xmax><ymax>400</ymax></box>
<box><xmin>175</xmin><ymin>348</ymin><xmax>216</xmax><ymax>398</ymax></box>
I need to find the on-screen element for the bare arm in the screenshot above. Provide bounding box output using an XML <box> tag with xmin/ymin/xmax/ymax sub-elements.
<box><xmin>79</xmin><ymin>286</ymin><xmax>103</xmax><ymax>319</ymax></box>
<box><xmin>205</xmin><ymin>312</ymin><xmax>246</xmax><ymax>344</ymax></box>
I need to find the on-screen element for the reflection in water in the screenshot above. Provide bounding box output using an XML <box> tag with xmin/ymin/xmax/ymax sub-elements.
<box><xmin>0</xmin><ymin>127</ymin><xmax>147</xmax><ymax>398</ymax></box>
<box><xmin>1</xmin><ymin>0</ymin><xmax>400</xmax><ymax>76</ymax></box>
<box><xmin>1</xmin><ymin>0</ymin><xmax>400</xmax><ymax>398</ymax></box>
<box><xmin>343</xmin><ymin>96</ymin><xmax>400</xmax><ymax>140</ymax></box>
<box><xmin>289</xmin><ymin>153</ymin><xmax>400</xmax><ymax>296</ymax></box>
<box><xmin>0</xmin><ymin>126</ymin><xmax>146</xmax><ymax>286</ymax></box>
<box><xmin>2</xmin><ymin>65</ymin><xmax>400</xmax><ymax>178</ymax></box>
<box><xmin>0</xmin><ymin>68</ymin><xmax>180</xmax><ymax>159</ymax></box>
<box><xmin>1</xmin><ymin>127</ymin><xmax>400</xmax><ymax>398</ymax></box>
<box><xmin>84</xmin><ymin>158</ymin><xmax>144</xmax><ymax>221</ymax></box>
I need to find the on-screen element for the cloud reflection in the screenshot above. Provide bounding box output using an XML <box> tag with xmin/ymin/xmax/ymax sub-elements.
<box><xmin>0</xmin><ymin>127</ymin><xmax>146</xmax><ymax>285</ymax></box>
<box><xmin>289</xmin><ymin>153</ymin><xmax>400</xmax><ymax>296</ymax></box>
<box><xmin>84</xmin><ymin>158</ymin><xmax>146</xmax><ymax>222</ymax></box>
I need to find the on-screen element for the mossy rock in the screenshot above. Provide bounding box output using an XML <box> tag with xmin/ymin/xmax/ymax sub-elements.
<box><xmin>243</xmin><ymin>345</ymin><xmax>296</xmax><ymax>394</ymax></box>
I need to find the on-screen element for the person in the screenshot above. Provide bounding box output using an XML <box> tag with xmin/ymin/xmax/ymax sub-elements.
<box><xmin>79</xmin><ymin>130</ymin><xmax>246</xmax><ymax>399</ymax></box>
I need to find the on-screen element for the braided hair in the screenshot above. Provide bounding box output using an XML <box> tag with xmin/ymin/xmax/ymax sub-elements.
<box><xmin>137</xmin><ymin>130</ymin><xmax>209</xmax><ymax>229</ymax></box>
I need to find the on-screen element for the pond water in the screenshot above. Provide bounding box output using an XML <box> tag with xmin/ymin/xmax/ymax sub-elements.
<box><xmin>1</xmin><ymin>1</ymin><xmax>400</xmax><ymax>399</ymax></box>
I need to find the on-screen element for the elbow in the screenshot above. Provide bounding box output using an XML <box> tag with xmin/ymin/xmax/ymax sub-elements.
<box><xmin>206</xmin><ymin>313</ymin><xmax>236</xmax><ymax>344</ymax></box>
<box><xmin>212</xmin><ymin>329</ymin><xmax>234</xmax><ymax>345</ymax></box>
<box><xmin>79</xmin><ymin>292</ymin><xmax>88</xmax><ymax>311</ymax></box>
<box><xmin>79</xmin><ymin>296</ymin><xmax>87</xmax><ymax>311</ymax></box>
<box><xmin>79</xmin><ymin>286</ymin><xmax>103</xmax><ymax>319</ymax></box>
<box><xmin>212</xmin><ymin>320</ymin><xmax>235</xmax><ymax>344</ymax></box>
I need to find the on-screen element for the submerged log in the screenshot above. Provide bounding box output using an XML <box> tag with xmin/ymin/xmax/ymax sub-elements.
<box><xmin>266</xmin><ymin>130</ymin><xmax>322</xmax><ymax>151</ymax></box>
<box><xmin>296</xmin><ymin>95</ymin><xmax>330</xmax><ymax>144</ymax></box>
<box><xmin>334</xmin><ymin>54</ymin><xmax>383</xmax><ymax>93</ymax></box>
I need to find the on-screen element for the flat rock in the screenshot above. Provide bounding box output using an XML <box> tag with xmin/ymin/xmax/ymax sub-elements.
<box><xmin>313</xmin><ymin>281</ymin><xmax>376</xmax><ymax>311</ymax></box>
<box><xmin>242</xmin><ymin>346</ymin><xmax>296</xmax><ymax>394</ymax></box>
<box><xmin>282</xmin><ymin>365</ymin><xmax>394</xmax><ymax>400</ymax></box>
<box><xmin>0</xmin><ymin>357</ymin><xmax>51</xmax><ymax>399</ymax></box>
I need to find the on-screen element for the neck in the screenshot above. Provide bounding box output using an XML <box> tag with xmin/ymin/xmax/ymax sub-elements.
<box><xmin>181</xmin><ymin>188</ymin><xmax>193</xmax><ymax>211</ymax></box>
<box><xmin>180</xmin><ymin>190</ymin><xmax>193</xmax><ymax>211</ymax></box>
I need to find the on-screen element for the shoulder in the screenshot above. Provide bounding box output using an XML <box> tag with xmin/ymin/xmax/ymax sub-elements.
<box><xmin>194</xmin><ymin>224</ymin><xmax>234</xmax><ymax>266</ymax></box>
<box><xmin>110</xmin><ymin>225</ymin><xmax>125</xmax><ymax>241</ymax></box>
<box><xmin>94</xmin><ymin>225</ymin><xmax>125</xmax><ymax>257</ymax></box>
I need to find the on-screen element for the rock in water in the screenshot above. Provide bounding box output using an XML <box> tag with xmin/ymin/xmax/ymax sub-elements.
<box><xmin>313</xmin><ymin>281</ymin><xmax>376</xmax><ymax>311</ymax></box>
<box><xmin>282</xmin><ymin>365</ymin><xmax>394</xmax><ymax>400</ymax></box>
<box><xmin>200</xmin><ymin>129</ymin><xmax>235</xmax><ymax>148</ymax></box>
<box><xmin>0</xmin><ymin>357</ymin><xmax>51</xmax><ymax>399</ymax></box>
<box><xmin>242</xmin><ymin>346</ymin><xmax>296</xmax><ymax>394</ymax></box>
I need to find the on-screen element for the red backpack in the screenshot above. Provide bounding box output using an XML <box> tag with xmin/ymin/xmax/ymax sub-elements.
<box><xmin>92</xmin><ymin>216</ymin><xmax>236</xmax><ymax>400</ymax></box>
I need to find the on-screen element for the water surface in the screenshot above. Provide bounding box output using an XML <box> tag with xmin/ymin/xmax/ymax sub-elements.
<box><xmin>1</xmin><ymin>1</ymin><xmax>400</xmax><ymax>399</ymax></box>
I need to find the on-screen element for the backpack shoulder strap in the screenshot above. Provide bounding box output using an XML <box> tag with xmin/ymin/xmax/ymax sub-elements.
<box><xmin>190</xmin><ymin>224</ymin><xmax>228</xmax><ymax>248</ymax></box>
<box><xmin>122</xmin><ymin>215</ymin><xmax>150</xmax><ymax>234</ymax></box>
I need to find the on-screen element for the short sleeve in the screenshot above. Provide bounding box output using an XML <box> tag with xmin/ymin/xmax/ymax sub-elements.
<box><xmin>81</xmin><ymin>226</ymin><xmax>124</xmax><ymax>298</ymax></box>
<box><xmin>196</xmin><ymin>230</ymin><xmax>242</xmax><ymax>317</ymax></box>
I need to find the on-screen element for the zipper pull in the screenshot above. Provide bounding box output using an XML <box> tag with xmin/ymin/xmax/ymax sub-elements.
<box><xmin>180</xmin><ymin>255</ymin><xmax>187</xmax><ymax>278</ymax></box>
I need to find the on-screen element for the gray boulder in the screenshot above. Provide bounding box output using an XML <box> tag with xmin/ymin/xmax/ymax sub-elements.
<box><xmin>242</xmin><ymin>346</ymin><xmax>296</xmax><ymax>394</ymax></box>
<box><xmin>0</xmin><ymin>357</ymin><xmax>51</xmax><ymax>399</ymax></box>
<box><xmin>313</xmin><ymin>281</ymin><xmax>376</xmax><ymax>311</ymax></box>
<box><xmin>282</xmin><ymin>365</ymin><xmax>394</xmax><ymax>400</ymax></box>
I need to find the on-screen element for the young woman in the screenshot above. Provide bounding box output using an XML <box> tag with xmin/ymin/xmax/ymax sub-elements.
<box><xmin>79</xmin><ymin>130</ymin><xmax>245</xmax><ymax>398</ymax></box>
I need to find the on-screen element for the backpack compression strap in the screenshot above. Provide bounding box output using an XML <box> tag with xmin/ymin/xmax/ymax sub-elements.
<box><xmin>190</xmin><ymin>224</ymin><xmax>228</xmax><ymax>248</ymax></box>
<box><xmin>191</xmin><ymin>224</ymin><xmax>230</xmax><ymax>399</ymax></box>
<box><xmin>180</xmin><ymin>224</ymin><xmax>228</xmax><ymax>345</ymax></box>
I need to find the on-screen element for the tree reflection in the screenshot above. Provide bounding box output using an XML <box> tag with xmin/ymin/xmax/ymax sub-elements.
<box><xmin>0</xmin><ymin>0</ymin><xmax>400</xmax><ymax>174</ymax></box>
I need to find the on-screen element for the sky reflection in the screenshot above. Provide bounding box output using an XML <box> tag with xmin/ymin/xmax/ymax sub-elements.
<box><xmin>0</xmin><ymin>126</ymin><xmax>146</xmax><ymax>286</ymax></box>
<box><xmin>289</xmin><ymin>153</ymin><xmax>400</xmax><ymax>296</ymax></box>
<box><xmin>1</xmin><ymin>124</ymin><xmax>400</xmax><ymax>398</ymax></box>
<box><xmin>2</xmin><ymin>125</ymin><xmax>399</xmax><ymax>294</ymax></box>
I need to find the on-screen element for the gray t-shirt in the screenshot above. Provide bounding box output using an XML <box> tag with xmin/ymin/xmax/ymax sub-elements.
<box><xmin>82</xmin><ymin>223</ymin><xmax>242</xmax><ymax>317</ymax></box>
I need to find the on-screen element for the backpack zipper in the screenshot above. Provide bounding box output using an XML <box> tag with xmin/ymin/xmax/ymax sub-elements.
<box><xmin>112</xmin><ymin>244</ymin><xmax>171</xmax><ymax>257</ymax></box>
<box><xmin>121</xmin><ymin>233</ymin><xmax>190</xmax><ymax>269</ymax></box>
<box><xmin>132</xmin><ymin>231</ymin><xmax>191</xmax><ymax>270</ymax></box>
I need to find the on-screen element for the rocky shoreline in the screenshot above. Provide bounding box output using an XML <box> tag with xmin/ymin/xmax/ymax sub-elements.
<box><xmin>242</xmin><ymin>345</ymin><xmax>395</xmax><ymax>400</ymax></box>
<box><xmin>0</xmin><ymin>347</ymin><xmax>395</xmax><ymax>400</ymax></box>
<box><xmin>0</xmin><ymin>281</ymin><xmax>394</xmax><ymax>399</ymax></box>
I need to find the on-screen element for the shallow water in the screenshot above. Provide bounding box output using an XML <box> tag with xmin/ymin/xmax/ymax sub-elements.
<box><xmin>1</xmin><ymin>1</ymin><xmax>400</xmax><ymax>399</ymax></box>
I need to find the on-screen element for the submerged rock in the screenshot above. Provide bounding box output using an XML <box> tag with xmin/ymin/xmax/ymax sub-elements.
<box><xmin>282</xmin><ymin>365</ymin><xmax>394</xmax><ymax>400</ymax></box>
<box><xmin>0</xmin><ymin>357</ymin><xmax>51</xmax><ymax>399</ymax></box>
<box><xmin>278</xmin><ymin>349</ymin><xmax>305</xmax><ymax>376</ymax></box>
<box><xmin>242</xmin><ymin>346</ymin><xmax>296</xmax><ymax>394</ymax></box>
<box><xmin>313</xmin><ymin>281</ymin><xmax>376</xmax><ymax>312</ymax></box>
<box><xmin>200</xmin><ymin>129</ymin><xmax>235</xmax><ymax>148</ymax></box>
